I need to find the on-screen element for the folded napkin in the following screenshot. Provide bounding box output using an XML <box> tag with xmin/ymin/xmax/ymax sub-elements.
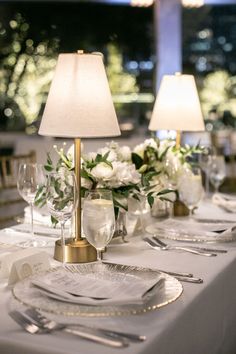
<box><xmin>31</xmin><ymin>267</ymin><xmax>165</xmax><ymax>306</ymax></box>
<box><xmin>212</xmin><ymin>193</ymin><xmax>236</xmax><ymax>213</ymax></box>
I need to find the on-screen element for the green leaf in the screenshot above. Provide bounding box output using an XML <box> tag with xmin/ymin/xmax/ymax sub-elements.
<box><xmin>147</xmin><ymin>194</ymin><xmax>154</xmax><ymax>208</ymax></box>
<box><xmin>141</xmin><ymin>170</ymin><xmax>160</xmax><ymax>187</ymax></box>
<box><xmin>51</xmin><ymin>215</ymin><xmax>58</xmax><ymax>226</ymax></box>
<box><xmin>46</xmin><ymin>153</ymin><xmax>53</xmax><ymax>166</ymax></box>
<box><xmin>113</xmin><ymin>197</ymin><xmax>128</xmax><ymax>211</ymax></box>
<box><xmin>131</xmin><ymin>152</ymin><xmax>143</xmax><ymax>169</ymax></box>
<box><xmin>95</xmin><ymin>154</ymin><xmax>103</xmax><ymax>163</ymax></box>
<box><xmin>156</xmin><ymin>188</ymin><xmax>176</xmax><ymax>196</ymax></box>
<box><xmin>103</xmin><ymin>151</ymin><xmax>110</xmax><ymax>161</ymax></box>
<box><xmin>44</xmin><ymin>165</ymin><xmax>54</xmax><ymax>172</ymax></box>
<box><xmin>159</xmin><ymin>146</ymin><xmax>170</xmax><ymax>161</ymax></box>
<box><xmin>138</xmin><ymin>164</ymin><xmax>148</xmax><ymax>174</ymax></box>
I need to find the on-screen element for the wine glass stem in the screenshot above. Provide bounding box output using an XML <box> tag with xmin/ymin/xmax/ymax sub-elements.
<box><xmin>30</xmin><ymin>202</ymin><xmax>34</xmax><ymax>238</ymax></box>
<box><xmin>60</xmin><ymin>220</ymin><xmax>66</xmax><ymax>266</ymax></box>
<box><xmin>205</xmin><ymin>173</ymin><xmax>210</xmax><ymax>197</ymax></box>
<box><xmin>97</xmin><ymin>249</ymin><xmax>103</xmax><ymax>263</ymax></box>
<box><xmin>189</xmin><ymin>207</ymin><xmax>194</xmax><ymax>219</ymax></box>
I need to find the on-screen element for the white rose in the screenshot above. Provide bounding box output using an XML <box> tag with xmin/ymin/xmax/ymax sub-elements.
<box><xmin>159</xmin><ymin>139</ymin><xmax>175</xmax><ymax>157</ymax></box>
<box><xmin>83</xmin><ymin>152</ymin><xmax>97</xmax><ymax>162</ymax></box>
<box><xmin>133</xmin><ymin>143</ymin><xmax>145</xmax><ymax>158</ymax></box>
<box><xmin>97</xmin><ymin>147</ymin><xmax>117</xmax><ymax>162</ymax></box>
<box><xmin>114</xmin><ymin>161</ymin><xmax>141</xmax><ymax>185</ymax></box>
<box><xmin>144</xmin><ymin>138</ymin><xmax>158</xmax><ymax>150</ymax></box>
<box><xmin>91</xmin><ymin>162</ymin><xmax>114</xmax><ymax>180</ymax></box>
<box><xmin>107</xmin><ymin>141</ymin><xmax>119</xmax><ymax>150</ymax></box>
<box><xmin>118</xmin><ymin>146</ymin><xmax>131</xmax><ymax>161</ymax></box>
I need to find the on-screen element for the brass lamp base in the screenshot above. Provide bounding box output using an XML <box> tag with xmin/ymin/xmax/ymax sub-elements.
<box><xmin>54</xmin><ymin>238</ymin><xmax>97</xmax><ymax>263</ymax></box>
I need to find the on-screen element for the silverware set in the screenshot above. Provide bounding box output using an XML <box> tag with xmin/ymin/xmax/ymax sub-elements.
<box><xmin>9</xmin><ymin>308</ymin><xmax>146</xmax><ymax>348</ymax></box>
<box><xmin>143</xmin><ymin>235</ymin><xmax>227</xmax><ymax>284</ymax></box>
<box><xmin>144</xmin><ymin>236</ymin><xmax>227</xmax><ymax>257</ymax></box>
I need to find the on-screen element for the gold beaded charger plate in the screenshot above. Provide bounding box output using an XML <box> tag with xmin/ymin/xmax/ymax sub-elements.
<box><xmin>12</xmin><ymin>263</ymin><xmax>183</xmax><ymax>317</ymax></box>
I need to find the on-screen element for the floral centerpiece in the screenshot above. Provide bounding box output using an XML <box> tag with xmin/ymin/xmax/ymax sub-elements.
<box><xmin>35</xmin><ymin>137</ymin><xmax>203</xmax><ymax>227</ymax></box>
<box><xmin>131</xmin><ymin>137</ymin><xmax>205</xmax><ymax>215</ymax></box>
<box><xmin>35</xmin><ymin>142</ymin><xmax>141</xmax><ymax>226</ymax></box>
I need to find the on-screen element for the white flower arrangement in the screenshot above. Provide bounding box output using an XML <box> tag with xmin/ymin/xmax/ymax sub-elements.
<box><xmin>132</xmin><ymin>137</ymin><xmax>204</xmax><ymax>206</ymax></box>
<box><xmin>35</xmin><ymin>138</ymin><xmax>203</xmax><ymax>222</ymax></box>
<box><xmin>37</xmin><ymin>142</ymin><xmax>141</xmax><ymax>215</ymax></box>
<box><xmin>81</xmin><ymin>142</ymin><xmax>141</xmax><ymax>212</ymax></box>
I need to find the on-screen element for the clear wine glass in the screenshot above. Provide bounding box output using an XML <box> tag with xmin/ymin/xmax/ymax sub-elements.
<box><xmin>199</xmin><ymin>148</ymin><xmax>213</xmax><ymax>198</ymax></box>
<box><xmin>178</xmin><ymin>166</ymin><xmax>204</xmax><ymax>217</ymax></box>
<box><xmin>209</xmin><ymin>155</ymin><xmax>226</xmax><ymax>193</ymax></box>
<box><xmin>17</xmin><ymin>163</ymin><xmax>46</xmax><ymax>247</ymax></box>
<box><xmin>46</xmin><ymin>170</ymin><xmax>78</xmax><ymax>264</ymax></box>
<box><xmin>83</xmin><ymin>189</ymin><xmax>115</xmax><ymax>262</ymax></box>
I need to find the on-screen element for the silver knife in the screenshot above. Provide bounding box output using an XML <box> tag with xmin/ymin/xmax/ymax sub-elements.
<box><xmin>186</xmin><ymin>245</ymin><xmax>227</xmax><ymax>253</ymax></box>
<box><xmin>195</xmin><ymin>218</ymin><xmax>235</xmax><ymax>224</ymax></box>
<box><xmin>174</xmin><ymin>276</ymin><xmax>203</xmax><ymax>284</ymax></box>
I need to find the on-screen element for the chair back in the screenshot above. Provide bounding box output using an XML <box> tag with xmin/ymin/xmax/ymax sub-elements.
<box><xmin>0</xmin><ymin>151</ymin><xmax>36</xmax><ymax>228</ymax></box>
<box><xmin>0</xmin><ymin>151</ymin><xmax>36</xmax><ymax>189</ymax></box>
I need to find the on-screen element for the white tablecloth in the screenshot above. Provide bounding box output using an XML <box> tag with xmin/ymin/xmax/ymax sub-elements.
<box><xmin>0</xmin><ymin>200</ymin><xmax>236</xmax><ymax>354</ymax></box>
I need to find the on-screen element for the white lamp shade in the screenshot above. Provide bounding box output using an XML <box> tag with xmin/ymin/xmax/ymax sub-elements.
<box><xmin>39</xmin><ymin>52</ymin><xmax>120</xmax><ymax>138</ymax></box>
<box><xmin>149</xmin><ymin>74</ymin><xmax>205</xmax><ymax>132</ymax></box>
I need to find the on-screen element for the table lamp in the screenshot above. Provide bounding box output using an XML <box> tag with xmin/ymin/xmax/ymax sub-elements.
<box><xmin>148</xmin><ymin>72</ymin><xmax>205</xmax><ymax>147</ymax></box>
<box><xmin>39</xmin><ymin>51</ymin><xmax>120</xmax><ymax>263</ymax></box>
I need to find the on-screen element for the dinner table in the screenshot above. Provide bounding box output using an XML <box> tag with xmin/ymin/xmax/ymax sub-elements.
<box><xmin>0</xmin><ymin>198</ymin><xmax>236</xmax><ymax>354</ymax></box>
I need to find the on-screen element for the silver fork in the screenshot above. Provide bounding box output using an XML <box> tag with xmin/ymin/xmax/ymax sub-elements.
<box><xmin>9</xmin><ymin>310</ymin><xmax>128</xmax><ymax>348</ymax></box>
<box><xmin>152</xmin><ymin>236</ymin><xmax>227</xmax><ymax>254</ymax></box>
<box><xmin>144</xmin><ymin>236</ymin><xmax>217</xmax><ymax>257</ymax></box>
<box><xmin>25</xmin><ymin>308</ymin><xmax>146</xmax><ymax>343</ymax></box>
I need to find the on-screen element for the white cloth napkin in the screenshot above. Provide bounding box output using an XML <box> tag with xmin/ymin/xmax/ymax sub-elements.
<box><xmin>212</xmin><ymin>193</ymin><xmax>236</xmax><ymax>213</ymax></box>
<box><xmin>31</xmin><ymin>267</ymin><xmax>165</xmax><ymax>306</ymax></box>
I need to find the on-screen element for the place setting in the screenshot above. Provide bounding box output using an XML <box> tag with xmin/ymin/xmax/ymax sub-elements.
<box><xmin>9</xmin><ymin>184</ymin><xmax>183</xmax><ymax>319</ymax></box>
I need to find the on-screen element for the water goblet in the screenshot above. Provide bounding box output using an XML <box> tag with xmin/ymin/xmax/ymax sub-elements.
<box><xmin>46</xmin><ymin>170</ymin><xmax>78</xmax><ymax>264</ymax></box>
<box><xmin>17</xmin><ymin>163</ymin><xmax>46</xmax><ymax>247</ymax></box>
<box><xmin>209</xmin><ymin>155</ymin><xmax>226</xmax><ymax>194</ymax></box>
<box><xmin>82</xmin><ymin>189</ymin><xmax>115</xmax><ymax>262</ymax></box>
<box><xmin>178</xmin><ymin>166</ymin><xmax>204</xmax><ymax>217</ymax></box>
<box><xmin>198</xmin><ymin>148</ymin><xmax>213</xmax><ymax>198</ymax></box>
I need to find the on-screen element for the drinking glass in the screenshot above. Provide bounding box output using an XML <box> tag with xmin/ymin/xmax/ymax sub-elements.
<box><xmin>83</xmin><ymin>189</ymin><xmax>115</xmax><ymax>262</ymax></box>
<box><xmin>199</xmin><ymin>148</ymin><xmax>213</xmax><ymax>198</ymax></box>
<box><xmin>17</xmin><ymin>163</ymin><xmax>46</xmax><ymax>247</ymax></box>
<box><xmin>209</xmin><ymin>155</ymin><xmax>226</xmax><ymax>193</ymax></box>
<box><xmin>178</xmin><ymin>166</ymin><xmax>204</xmax><ymax>216</ymax></box>
<box><xmin>46</xmin><ymin>170</ymin><xmax>78</xmax><ymax>264</ymax></box>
